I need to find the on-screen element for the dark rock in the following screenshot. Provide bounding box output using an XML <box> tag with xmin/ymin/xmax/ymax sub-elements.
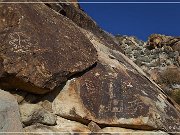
<box><xmin>53</xmin><ymin>33</ymin><xmax>180</xmax><ymax>132</ymax></box>
<box><xmin>45</xmin><ymin>0</ymin><xmax>124</xmax><ymax>53</ymax></box>
<box><xmin>0</xmin><ymin>2</ymin><xmax>97</xmax><ymax>94</ymax></box>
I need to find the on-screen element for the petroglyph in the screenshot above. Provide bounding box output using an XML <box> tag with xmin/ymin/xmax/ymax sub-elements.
<box><xmin>106</xmin><ymin>79</ymin><xmax>145</xmax><ymax>117</ymax></box>
<box><xmin>8</xmin><ymin>32</ymin><xmax>38</xmax><ymax>53</ymax></box>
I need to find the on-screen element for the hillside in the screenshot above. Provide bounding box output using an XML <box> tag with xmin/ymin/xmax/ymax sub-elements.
<box><xmin>0</xmin><ymin>0</ymin><xmax>179</xmax><ymax>134</ymax></box>
<box><xmin>116</xmin><ymin>34</ymin><xmax>180</xmax><ymax>105</ymax></box>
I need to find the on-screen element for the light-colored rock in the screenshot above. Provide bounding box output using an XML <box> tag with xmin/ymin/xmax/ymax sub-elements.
<box><xmin>99</xmin><ymin>127</ymin><xmax>169</xmax><ymax>135</ymax></box>
<box><xmin>24</xmin><ymin>117</ymin><xmax>90</xmax><ymax>135</ymax></box>
<box><xmin>0</xmin><ymin>89</ymin><xmax>23</xmax><ymax>134</ymax></box>
<box><xmin>20</xmin><ymin>103</ymin><xmax>56</xmax><ymax>126</ymax></box>
<box><xmin>88</xmin><ymin>121</ymin><xmax>101</xmax><ymax>132</ymax></box>
<box><xmin>54</xmin><ymin>117</ymin><xmax>90</xmax><ymax>133</ymax></box>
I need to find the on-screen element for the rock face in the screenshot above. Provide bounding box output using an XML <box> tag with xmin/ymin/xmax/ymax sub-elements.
<box><xmin>0</xmin><ymin>2</ymin><xmax>97</xmax><ymax>94</ymax></box>
<box><xmin>52</xmin><ymin>31</ymin><xmax>180</xmax><ymax>132</ymax></box>
<box><xmin>0</xmin><ymin>89</ymin><xmax>23</xmax><ymax>133</ymax></box>
<box><xmin>46</xmin><ymin>0</ymin><xmax>123</xmax><ymax>53</ymax></box>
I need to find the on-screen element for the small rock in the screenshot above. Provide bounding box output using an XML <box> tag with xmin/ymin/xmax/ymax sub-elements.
<box><xmin>20</xmin><ymin>103</ymin><xmax>57</xmax><ymax>126</ymax></box>
<box><xmin>88</xmin><ymin>121</ymin><xmax>101</xmax><ymax>132</ymax></box>
<box><xmin>39</xmin><ymin>100</ymin><xmax>53</xmax><ymax>113</ymax></box>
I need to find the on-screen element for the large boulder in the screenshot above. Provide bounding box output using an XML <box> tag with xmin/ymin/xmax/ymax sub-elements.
<box><xmin>0</xmin><ymin>1</ymin><xmax>97</xmax><ymax>94</ymax></box>
<box><xmin>0</xmin><ymin>89</ymin><xmax>23</xmax><ymax>133</ymax></box>
<box><xmin>53</xmin><ymin>31</ymin><xmax>180</xmax><ymax>132</ymax></box>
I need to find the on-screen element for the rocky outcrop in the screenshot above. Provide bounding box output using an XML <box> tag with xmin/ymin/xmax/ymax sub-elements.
<box><xmin>0</xmin><ymin>2</ymin><xmax>97</xmax><ymax>94</ymax></box>
<box><xmin>0</xmin><ymin>1</ymin><xmax>179</xmax><ymax>135</ymax></box>
<box><xmin>0</xmin><ymin>89</ymin><xmax>23</xmax><ymax>133</ymax></box>
<box><xmin>52</xmin><ymin>31</ymin><xmax>180</xmax><ymax>132</ymax></box>
<box><xmin>147</xmin><ymin>34</ymin><xmax>180</xmax><ymax>50</ymax></box>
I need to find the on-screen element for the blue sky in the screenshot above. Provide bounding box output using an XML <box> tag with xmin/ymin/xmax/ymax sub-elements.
<box><xmin>79</xmin><ymin>0</ymin><xmax>180</xmax><ymax>41</ymax></box>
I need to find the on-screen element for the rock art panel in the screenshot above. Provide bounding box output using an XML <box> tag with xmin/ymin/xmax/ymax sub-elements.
<box><xmin>53</xmin><ymin>33</ymin><xmax>180</xmax><ymax>132</ymax></box>
<box><xmin>0</xmin><ymin>2</ymin><xmax>97</xmax><ymax>94</ymax></box>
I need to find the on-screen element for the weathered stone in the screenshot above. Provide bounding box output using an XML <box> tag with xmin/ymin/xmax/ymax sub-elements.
<box><xmin>88</xmin><ymin>121</ymin><xmax>101</xmax><ymax>132</ymax></box>
<box><xmin>0</xmin><ymin>89</ymin><xmax>23</xmax><ymax>133</ymax></box>
<box><xmin>24</xmin><ymin>117</ymin><xmax>90</xmax><ymax>135</ymax></box>
<box><xmin>98</xmin><ymin>127</ymin><xmax>169</xmax><ymax>135</ymax></box>
<box><xmin>38</xmin><ymin>100</ymin><xmax>53</xmax><ymax>113</ymax></box>
<box><xmin>53</xmin><ymin>32</ymin><xmax>180</xmax><ymax>132</ymax></box>
<box><xmin>0</xmin><ymin>2</ymin><xmax>97</xmax><ymax>94</ymax></box>
<box><xmin>54</xmin><ymin>116</ymin><xmax>91</xmax><ymax>133</ymax></box>
<box><xmin>20</xmin><ymin>103</ymin><xmax>57</xmax><ymax>126</ymax></box>
<box><xmin>45</xmin><ymin>0</ymin><xmax>124</xmax><ymax>53</ymax></box>
<box><xmin>24</xmin><ymin>123</ymin><xmax>70</xmax><ymax>135</ymax></box>
<box><xmin>147</xmin><ymin>34</ymin><xmax>180</xmax><ymax>50</ymax></box>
